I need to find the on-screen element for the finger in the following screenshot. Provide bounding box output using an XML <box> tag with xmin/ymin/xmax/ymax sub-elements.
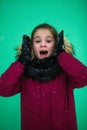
<box><xmin>22</xmin><ymin>35</ymin><xmax>31</xmax><ymax>47</ymax></box>
<box><xmin>58</xmin><ymin>30</ymin><xmax>64</xmax><ymax>47</ymax></box>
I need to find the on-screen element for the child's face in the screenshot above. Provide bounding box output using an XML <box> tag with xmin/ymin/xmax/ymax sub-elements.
<box><xmin>32</xmin><ymin>29</ymin><xmax>55</xmax><ymax>59</ymax></box>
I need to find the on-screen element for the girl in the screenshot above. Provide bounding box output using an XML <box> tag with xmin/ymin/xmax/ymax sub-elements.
<box><xmin>0</xmin><ymin>23</ymin><xmax>87</xmax><ymax>130</ymax></box>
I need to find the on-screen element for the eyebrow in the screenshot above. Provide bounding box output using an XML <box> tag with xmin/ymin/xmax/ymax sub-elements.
<box><xmin>33</xmin><ymin>36</ymin><xmax>40</xmax><ymax>39</ymax></box>
<box><xmin>33</xmin><ymin>35</ymin><xmax>53</xmax><ymax>39</ymax></box>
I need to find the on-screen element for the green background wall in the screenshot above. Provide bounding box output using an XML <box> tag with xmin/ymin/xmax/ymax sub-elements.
<box><xmin>0</xmin><ymin>0</ymin><xmax>87</xmax><ymax>130</ymax></box>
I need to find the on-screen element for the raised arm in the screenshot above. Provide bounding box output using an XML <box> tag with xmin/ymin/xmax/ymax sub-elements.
<box><xmin>0</xmin><ymin>35</ymin><xmax>31</xmax><ymax>97</ymax></box>
<box><xmin>54</xmin><ymin>30</ymin><xmax>87</xmax><ymax>88</ymax></box>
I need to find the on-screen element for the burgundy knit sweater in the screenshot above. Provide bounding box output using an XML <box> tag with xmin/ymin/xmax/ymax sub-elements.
<box><xmin>0</xmin><ymin>52</ymin><xmax>87</xmax><ymax>130</ymax></box>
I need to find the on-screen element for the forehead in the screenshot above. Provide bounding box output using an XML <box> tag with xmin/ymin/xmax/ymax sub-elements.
<box><xmin>34</xmin><ymin>29</ymin><xmax>53</xmax><ymax>38</ymax></box>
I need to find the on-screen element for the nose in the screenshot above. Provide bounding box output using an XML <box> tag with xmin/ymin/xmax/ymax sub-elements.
<box><xmin>40</xmin><ymin>41</ymin><xmax>46</xmax><ymax>47</ymax></box>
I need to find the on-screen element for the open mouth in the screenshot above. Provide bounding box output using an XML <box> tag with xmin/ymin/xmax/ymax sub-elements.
<box><xmin>39</xmin><ymin>50</ymin><xmax>48</xmax><ymax>58</ymax></box>
<box><xmin>40</xmin><ymin>50</ymin><xmax>48</xmax><ymax>55</ymax></box>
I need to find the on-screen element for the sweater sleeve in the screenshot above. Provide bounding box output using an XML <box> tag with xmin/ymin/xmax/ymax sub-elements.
<box><xmin>0</xmin><ymin>61</ymin><xmax>25</xmax><ymax>97</ymax></box>
<box><xmin>58</xmin><ymin>52</ymin><xmax>87</xmax><ymax>88</ymax></box>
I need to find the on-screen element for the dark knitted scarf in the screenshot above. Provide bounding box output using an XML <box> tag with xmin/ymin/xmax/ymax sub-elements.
<box><xmin>23</xmin><ymin>56</ymin><xmax>62</xmax><ymax>82</ymax></box>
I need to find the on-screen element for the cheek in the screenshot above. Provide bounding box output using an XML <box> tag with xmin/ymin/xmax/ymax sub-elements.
<box><xmin>33</xmin><ymin>44</ymin><xmax>39</xmax><ymax>55</ymax></box>
<box><xmin>49</xmin><ymin>44</ymin><xmax>55</xmax><ymax>54</ymax></box>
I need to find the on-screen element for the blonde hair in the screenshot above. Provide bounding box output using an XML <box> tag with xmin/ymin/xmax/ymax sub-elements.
<box><xmin>64</xmin><ymin>36</ymin><xmax>74</xmax><ymax>54</ymax></box>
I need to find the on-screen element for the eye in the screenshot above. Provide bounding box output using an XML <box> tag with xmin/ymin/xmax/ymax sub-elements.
<box><xmin>34</xmin><ymin>40</ymin><xmax>41</xmax><ymax>43</ymax></box>
<box><xmin>46</xmin><ymin>40</ymin><xmax>52</xmax><ymax>43</ymax></box>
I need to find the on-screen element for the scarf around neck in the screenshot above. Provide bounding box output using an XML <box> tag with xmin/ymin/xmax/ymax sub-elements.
<box><xmin>23</xmin><ymin>56</ymin><xmax>62</xmax><ymax>82</ymax></box>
